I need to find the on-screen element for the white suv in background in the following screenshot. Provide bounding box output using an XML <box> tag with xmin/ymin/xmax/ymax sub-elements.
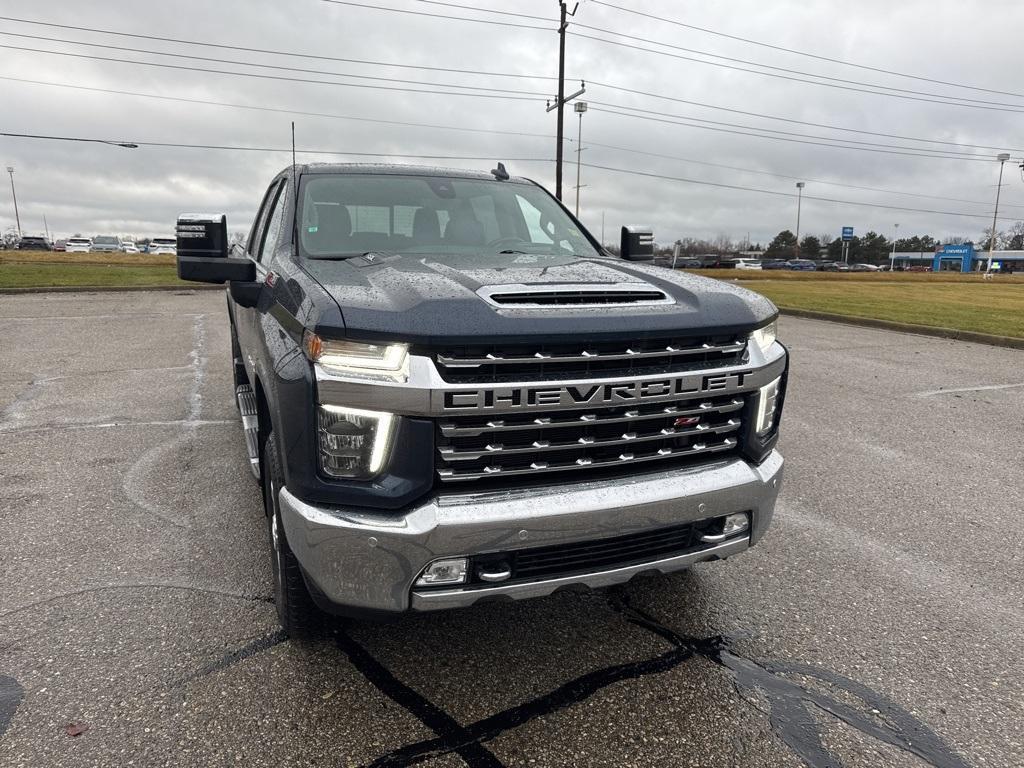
<box><xmin>91</xmin><ymin>235</ymin><xmax>124</xmax><ymax>253</ymax></box>
<box><xmin>732</xmin><ymin>258</ymin><xmax>763</xmax><ymax>270</ymax></box>
<box><xmin>148</xmin><ymin>237</ymin><xmax>177</xmax><ymax>255</ymax></box>
<box><xmin>65</xmin><ymin>237</ymin><xmax>93</xmax><ymax>253</ymax></box>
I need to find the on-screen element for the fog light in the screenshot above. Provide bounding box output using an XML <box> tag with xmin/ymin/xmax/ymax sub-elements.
<box><xmin>723</xmin><ymin>512</ymin><xmax>750</xmax><ymax>536</ymax></box>
<box><xmin>415</xmin><ymin>558</ymin><xmax>468</xmax><ymax>587</ymax></box>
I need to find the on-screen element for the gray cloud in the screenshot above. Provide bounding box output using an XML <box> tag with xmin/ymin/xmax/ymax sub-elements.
<box><xmin>2</xmin><ymin>0</ymin><xmax>1022</xmax><ymax>246</ymax></box>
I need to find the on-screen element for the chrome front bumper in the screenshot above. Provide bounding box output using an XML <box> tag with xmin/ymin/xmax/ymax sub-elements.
<box><xmin>278</xmin><ymin>450</ymin><xmax>783</xmax><ymax>614</ymax></box>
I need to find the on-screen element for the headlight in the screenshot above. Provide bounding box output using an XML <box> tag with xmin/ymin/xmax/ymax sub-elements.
<box><xmin>318</xmin><ymin>405</ymin><xmax>396</xmax><ymax>479</ymax></box>
<box><xmin>750</xmin><ymin>320</ymin><xmax>777</xmax><ymax>355</ymax></box>
<box><xmin>304</xmin><ymin>331</ymin><xmax>409</xmax><ymax>382</ymax></box>
<box><xmin>754</xmin><ymin>377</ymin><xmax>781</xmax><ymax>436</ymax></box>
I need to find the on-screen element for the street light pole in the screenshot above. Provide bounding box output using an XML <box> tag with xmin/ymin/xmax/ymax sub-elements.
<box><xmin>986</xmin><ymin>153</ymin><xmax>1011</xmax><ymax>274</ymax></box>
<box><xmin>6</xmin><ymin>166</ymin><xmax>21</xmax><ymax>238</ymax></box>
<box><xmin>574</xmin><ymin>101</ymin><xmax>587</xmax><ymax>217</ymax></box>
<box><xmin>794</xmin><ymin>182</ymin><xmax>805</xmax><ymax>258</ymax></box>
<box><xmin>890</xmin><ymin>223</ymin><xmax>899</xmax><ymax>271</ymax></box>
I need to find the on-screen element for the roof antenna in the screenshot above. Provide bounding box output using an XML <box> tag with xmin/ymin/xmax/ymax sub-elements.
<box><xmin>490</xmin><ymin>161</ymin><xmax>509</xmax><ymax>181</ymax></box>
<box><xmin>291</xmin><ymin>121</ymin><xmax>299</xmax><ymax>247</ymax></box>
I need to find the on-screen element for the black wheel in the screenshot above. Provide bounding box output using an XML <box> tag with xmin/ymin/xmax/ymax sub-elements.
<box><xmin>263</xmin><ymin>431</ymin><xmax>322</xmax><ymax>638</ymax></box>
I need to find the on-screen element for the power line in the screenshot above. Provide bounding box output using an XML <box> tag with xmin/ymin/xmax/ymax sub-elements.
<box><xmin>589</xmin><ymin>0</ymin><xmax>1024</xmax><ymax>101</ymax></box>
<box><xmin>579</xmin><ymin>162</ymin><xmax>1018</xmax><ymax>221</ymax></box>
<box><xmin>6</xmin><ymin>73</ymin><xmax>1017</xmax><ymax>210</ymax></box>
<box><xmin>586</xmin><ymin>80</ymin><xmax>1022</xmax><ymax>154</ymax></box>
<box><xmin>8</xmin><ymin>131</ymin><xmax>1003</xmax><ymax>221</ymax></box>
<box><xmin>0</xmin><ymin>131</ymin><xmax>554</xmax><ymax>162</ymax></box>
<box><xmin>0</xmin><ymin>14</ymin><xmax>556</xmax><ymax>80</ymax></box>
<box><xmin>0</xmin><ymin>31</ymin><xmax>544</xmax><ymax>96</ymax></box>
<box><xmin>588</xmin><ymin>104</ymin><xmax>1000</xmax><ymax>162</ymax></box>
<box><xmin>0</xmin><ymin>43</ymin><xmax>545</xmax><ymax>102</ymax></box>
<box><xmin>318</xmin><ymin>0</ymin><xmax>552</xmax><ymax>31</ymax></box>
<box><xmin>409</xmin><ymin>0</ymin><xmax>555</xmax><ymax>23</ymax></box>
<box><xmin>7</xmin><ymin>15</ymin><xmax>1009</xmax><ymax>154</ymax></box>
<box><xmin>569</xmin><ymin>32</ymin><xmax>1024</xmax><ymax>114</ymax></box>
<box><xmin>582</xmin><ymin>139</ymin><xmax>1024</xmax><ymax>210</ymax></box>
<box><xmin>0</xmin><ymin>75</ymin><xmax>558</xmax><ymax>141</ymax></box>
<box><xmin>569</xmin><ymin>22</ymin><xmax>1024</xmax><ymax>109</ymax></box>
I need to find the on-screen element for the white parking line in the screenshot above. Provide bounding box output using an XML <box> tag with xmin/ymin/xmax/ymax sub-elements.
<box><xmin>914</xmin><ymin>382</ymin><xmax>1024</xmax><ymax>397</ymax></box>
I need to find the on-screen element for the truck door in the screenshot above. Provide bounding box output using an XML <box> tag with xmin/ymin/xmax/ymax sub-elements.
<box><xmin>235</xmin><ymin>179</ymin><xmax>287</xmax><ymax>382</ymax></box>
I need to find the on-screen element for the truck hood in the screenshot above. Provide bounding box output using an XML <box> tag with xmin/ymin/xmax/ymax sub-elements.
<box><xmin>300</xmin><ymin>252</ymin><xmax>776</xmax><ymax>344</ymax></box>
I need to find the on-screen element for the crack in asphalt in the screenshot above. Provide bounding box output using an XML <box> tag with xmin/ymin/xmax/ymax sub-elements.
<box><xmin>350</xmin><ymin>589</ymin><xmax>971</xmax><ymax>768</ymax></box>
<box><xmin>171</xmin><ymin>629</ymin><xmax>288</xmax><ymax>688</ymax></box>
<box><xmin>0</xmin><ymin>583</ymin><xmax>273</xmax><ymax>620</ymax></box>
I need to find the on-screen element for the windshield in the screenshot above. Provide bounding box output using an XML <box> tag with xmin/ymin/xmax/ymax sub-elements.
<box><xmin>152</xmin><ymin>238</ymin><xmax>175</xmax><ymax>245</ymax></box>
<box><xmin>94</xmin><ymin>236</ymin><xmax>118</xmax><ymax>245</ymax></box>
<box><xmin>299</xmin><ymin>174</ymin><xmax>601</xmax><ymax>260</ymax></box>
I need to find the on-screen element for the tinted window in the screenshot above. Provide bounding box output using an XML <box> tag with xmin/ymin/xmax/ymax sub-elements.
<box><xmin>299</xmin><ymin>174</ymin><xmax>599</xmax><ymax>260</ymax></box>
<box><xmin>257</xmin><ymin>181</ymin><xmax>288</xmax><ymax>263</ymax></box>
<box><xmin>247</xmin><ymin>180</ymin><xmax>281</xmax><ymax>255</ymax></box>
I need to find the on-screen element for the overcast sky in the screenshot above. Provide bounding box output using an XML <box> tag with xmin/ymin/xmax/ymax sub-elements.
<box><xmin>2</xmin><ymin>0</ymin><xmax>1024</xmax><ymax>246</ymax></box>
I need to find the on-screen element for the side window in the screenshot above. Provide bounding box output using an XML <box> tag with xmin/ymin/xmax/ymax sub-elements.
<box><xmin>247</xmin><ymin>181</ymin><xmax>280</xmax><ymax>255</ymax></box>
<box><xmin>256</xmin><ymin>181</ymin><xmax>288</xmax><ymax>263</ymax></box>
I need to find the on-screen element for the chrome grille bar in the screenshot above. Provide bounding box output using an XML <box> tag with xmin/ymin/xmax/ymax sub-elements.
<box><xmin>438</xmin><ymin>397</ymin><xmax>743</xmax><ymax>437</ymax></box>
<box><xmin>437</xmin><ymin>341</ymin><xmax>746</xmax><ymax>368</ymax></box>
<box><xmin>437</xmin><ymin>436</ymin><xmax>738</xmax><ymax>482</ymax></box>
<box><xmin>438</xmin><ymin>420</ymin><xmax>741</xmax><ymax>461</ymax></box>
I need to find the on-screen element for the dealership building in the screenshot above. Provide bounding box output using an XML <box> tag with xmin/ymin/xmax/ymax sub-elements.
<box><xmin>891</xmin><ymin>243</ymin><xmax>1024</xmax><ymax>271</ymax></box>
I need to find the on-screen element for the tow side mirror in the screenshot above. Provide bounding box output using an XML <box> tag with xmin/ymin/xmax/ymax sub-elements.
<box><xmin>176</xmin><ymin>213</ymin><xmax>255</xmax><ymax>284</ymax></box>
<box><xmin>621</xmin><ymin>226</ymin><xmax>654</xmax><ymax>261</ymax></box>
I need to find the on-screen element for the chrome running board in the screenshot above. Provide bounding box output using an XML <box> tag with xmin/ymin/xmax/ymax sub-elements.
<box><xmin>236</xmin><ymin>384</ymin><xmax>260</xmax><ymax>480</ymax></box>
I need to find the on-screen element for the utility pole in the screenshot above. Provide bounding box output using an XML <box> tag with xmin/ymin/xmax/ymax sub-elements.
<box><xmin>43</xmin><ymin>214</ymin><xmax>50</xmax><ymax>242</ymax></box>
<box><xmin>6</xmin><ymin>166</ymin><xmax>20</xmax><ymax>238</ymax></box>
<box><xmin>890</xmin><ymin>223</ymin><xmax>899</xmax><ymax>271</ymax></box>
<box><xmin>986</xmin><ymin>153</ymin><xmax>1011</xmax><ymax>274</ymax></box>
<box><xmin>794</xmin><ymin>182</ymin><xmax>805</xmax><ymax>258</ymax></box>
<box><xmin>546</xmin><ymin>2</ymin><xmax>581</xmax><ymax>200</ymax></box>
<box><xmin>574</xmin><ymin>101</ymin><xmax>588</xmax><ymax>217</ymax></box>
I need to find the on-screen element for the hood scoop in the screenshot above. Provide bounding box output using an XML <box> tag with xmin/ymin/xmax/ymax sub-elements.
<box><xmin>478</xmin><ymin>283</ymin><xmax>673</xmax><ymax>309</ymax></box>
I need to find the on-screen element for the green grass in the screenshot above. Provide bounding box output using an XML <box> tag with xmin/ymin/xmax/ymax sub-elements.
<box><xmin>740</xmin><ymin>280</ymin><xmax>1024</xmax><ymax>338</ymax></box>
<box><xmin>0</xmin><ymin>262</ymin><xmax>188</xmax><ymax>289</ymax></box>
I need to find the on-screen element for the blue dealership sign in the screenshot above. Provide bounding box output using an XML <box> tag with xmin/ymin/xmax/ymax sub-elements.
<box><xmin>841</xmin><ymin>226</ymin><xmax>854</xmax><ymax>241</ymax></box>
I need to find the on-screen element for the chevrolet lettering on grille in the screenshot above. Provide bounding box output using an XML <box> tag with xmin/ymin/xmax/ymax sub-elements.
<box><xmin>441</xmin><ymin>371</ymin><xmax>752</xmax><ymax>411</ymax></box>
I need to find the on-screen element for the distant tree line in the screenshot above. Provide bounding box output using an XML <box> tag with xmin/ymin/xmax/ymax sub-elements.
<box><xmin>760</xmin><ymin>220</ymin><xmax>1024</xmax><ymax>263</ymax></box>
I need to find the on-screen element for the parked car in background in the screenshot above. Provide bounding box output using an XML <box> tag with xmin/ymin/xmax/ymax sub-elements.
<box><xmin>761</xmin><ymin>259</ymin><xmax>790</xmax><ymax>270</ymax></box>
<box><xmin>122</xmin><ymin>242</ymin><xmax>141</xmax><ymax>254</ymax></box>
<box><xmin>65</xmin><ymin>237</ymin><xmax>93</xmax><ymax>253</ymax></box>
<box><xmin>786</xmin><ymin>259</ymin><xmax>817</xmax><ymax>271</ymax></box>
<box><xmin>732</xmin><ymin>258</ymin><xmax>763</xmax><ymax>270</ymax></box>
<box><xmin>53</xmin><ymin>240</ymin><xmax>67</xmax><ymax>252</ymax></box>
<box><xmin>16</xmin><ymin>236</ymin><xmax>51</xmax><ymax>251</ymax></box>
<box><xmin>91</xmin><ymin>235</ymin><xmax>124</xmax><ymax>253</ymax></box>
<box><xmin>849</xmin><ymin>263</ymin><xmax>879</xmax><ymax>272</ymax></box>
<box><xmin>820</xmin><ymin>261</ymin><xmax>850</xmax><ymax>272</ymax></box>
<box><xmin>148</xmin><ymin>237</ymin><xmax>178</xmax><ymax>255</ymax></box>
<box><xmin>907</xmin><ymin>265</ymin><xmax>932</xmax><ymax>272</ymax></box>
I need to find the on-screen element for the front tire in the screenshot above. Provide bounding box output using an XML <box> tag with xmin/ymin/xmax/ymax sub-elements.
<box><xmin>262</xmin><ymin>431</ymin><xmax>321</xmax><ymax>638</ymax></box>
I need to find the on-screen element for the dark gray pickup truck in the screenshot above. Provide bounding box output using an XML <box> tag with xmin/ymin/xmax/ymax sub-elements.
<box><xmin>176</xmin><ymin>163</ymin><xmax>788</xmax><ymax>634</ymax></box>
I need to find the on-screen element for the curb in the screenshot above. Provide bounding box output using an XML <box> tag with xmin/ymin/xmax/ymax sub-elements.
<box><xmin>0</xmin><ymin>284</ymin><xmax>222</xmax><ymax>295</ymax></box>
<box><xmin>779</xmin><ymin>308</ymin><xmax>1024</xmax><ymax>350</ymax></box>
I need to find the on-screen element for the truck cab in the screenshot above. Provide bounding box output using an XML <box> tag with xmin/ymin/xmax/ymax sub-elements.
<box><xmin>176</xmin><ymin>163</ymin><xmax>788</xmax><ymax>633</ymax></box>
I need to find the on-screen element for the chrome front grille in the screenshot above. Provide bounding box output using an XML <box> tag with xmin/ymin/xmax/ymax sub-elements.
<box><xmin>433</xmin><ymin>335</ymin><xmax>748</xmax><ymax>383</ymax></box>
<box><xmin>435</xmin><ymin>393</ymin><xmax>746</xmax><ymax>483</ymax></box>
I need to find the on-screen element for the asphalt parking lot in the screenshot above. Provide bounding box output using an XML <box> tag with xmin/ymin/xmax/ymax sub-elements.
<box><xmin>1</xmin><ymin>289</ymin><xmax>1021</xmax><ymax>768</ymax></box>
